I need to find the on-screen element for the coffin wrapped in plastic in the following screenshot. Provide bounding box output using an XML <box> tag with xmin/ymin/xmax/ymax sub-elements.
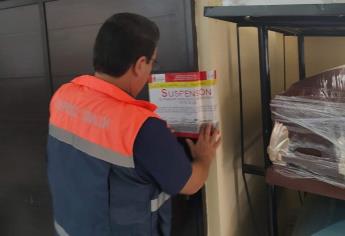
<box><xmin>269</xmin><ymin>65</ymin><xmax>345</xmax><ymax>188</ymax></box>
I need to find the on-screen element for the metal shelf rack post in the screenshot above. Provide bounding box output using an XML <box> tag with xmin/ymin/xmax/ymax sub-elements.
<box><xmin>205</xmin><ymin>4</ymin><xmax>345</xmax><ymax>236</ymax></box>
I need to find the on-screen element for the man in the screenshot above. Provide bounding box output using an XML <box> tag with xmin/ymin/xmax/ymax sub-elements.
<box><xmin>47</xmin><ymin>13</ymin><xmax>221</xmax><ymax>236</ymax></box>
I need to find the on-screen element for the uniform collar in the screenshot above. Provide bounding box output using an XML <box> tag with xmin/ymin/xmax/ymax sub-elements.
<box><xmin>71</xmin><ymin>75</ymin><xmax>157</xmax><ymax>112</ymax></box>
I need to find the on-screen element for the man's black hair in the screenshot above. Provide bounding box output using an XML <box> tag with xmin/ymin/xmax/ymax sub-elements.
<box><xmin>93</xmin><ymin>13</ymin><xmax>160</xmax><ymax>77</ymax></box>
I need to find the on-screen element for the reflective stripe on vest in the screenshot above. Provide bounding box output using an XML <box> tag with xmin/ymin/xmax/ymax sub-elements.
<box><xmin>54</xmin><ymin>221</ymin><xmax>69</xmax><ymax>236</ymax></box>
<box><xmin>151</xmin><ymin>192</ymin><xmax>170</xmax><ymax>212</ymax></box>
<box><xmin>49</xmin><ymin>124</ymin><xmax>134</xmax><ymax>168</ymax></box>
<box><xmin>49</xmin><ymin>75</ymin><xmax>158</xmax><ymax>166</ymax></box>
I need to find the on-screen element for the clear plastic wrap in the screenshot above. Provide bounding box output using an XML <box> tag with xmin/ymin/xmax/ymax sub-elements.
<box><xmin>269</xmin><ymin>65</ymin><xmax>345</xmax><ymax>188</ymax></box>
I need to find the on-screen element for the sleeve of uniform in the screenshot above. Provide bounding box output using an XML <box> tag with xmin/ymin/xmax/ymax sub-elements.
<box><xmin>133</xmin><ymin>117</ymin><xmax>192</xmax><ymax>195</ymax></box>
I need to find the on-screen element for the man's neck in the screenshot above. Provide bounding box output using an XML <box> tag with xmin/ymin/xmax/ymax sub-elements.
<box><xmin>94</xmin><ymin>72</ymin><xmax>132</xmax><ymax>96</ymax></box>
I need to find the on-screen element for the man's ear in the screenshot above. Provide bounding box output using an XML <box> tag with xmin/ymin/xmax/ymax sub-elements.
<box><xmin>133</xmin><ymin>56</ymin><xmax>148</xmax><ymax>76</ymax></box>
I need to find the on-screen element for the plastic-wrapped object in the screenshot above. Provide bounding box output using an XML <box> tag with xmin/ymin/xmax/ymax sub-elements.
<box><xmin>268</xmin><ymin>65</ymin><xmax>345</xmax><ymax>188</ymax></box>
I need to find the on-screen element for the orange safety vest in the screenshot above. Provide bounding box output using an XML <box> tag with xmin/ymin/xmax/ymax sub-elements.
<box><xmin>49</xmin><ymin>75</ymin><xmax>159</xmax><ymax>166</ymax></box>
<box><xmin>48</xmin><ymin>75</ymin><xmax>171</xmax><ymax>236</ymax></box>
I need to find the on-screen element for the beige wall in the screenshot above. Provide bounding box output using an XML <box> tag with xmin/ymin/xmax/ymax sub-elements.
<box><xmin>195</xmin><ymin>0</ymin><xmax>306</xmax><ymax>234</ymax></box>
<box><xmin>195</xmin><ymin>1</ymin><xmax>289</xmax><ymax>235</ymax></box>
<box><xmin>238</xmin><ymin>27</ymin><xmax>262</xmax><ymax>155</ymax></box>
<box><xmin>269</xmin><ymin>31</ymin><xmax>285</xmax><ymax>97</ymax></box>
<box><xmin>285</xmin><ymin>36</ymin><xmax>299</xmax><ymax>87</ymax></box>
<box><xmin>193</xmin><ymin>24</ymin><xmax>345</xmax><ymax>235</ymax></box>
<box><xmin>305</xmin><ymin>37</ymin><xmax>345</xmax><ymax>77</ymax></box>
<box><xmin>195</xmin><ymin>1</ymin><xmax>241</xmax><ymax>235</ymax></box>
<box><xmin>275</xmin><ymin>36</ymin><xmax>345</xmax><ymax>83</ymax></box>
<box><xmin>194</xmin><ymin>7</ymin><xmax>345</xmax><ymax>233</ymax></box>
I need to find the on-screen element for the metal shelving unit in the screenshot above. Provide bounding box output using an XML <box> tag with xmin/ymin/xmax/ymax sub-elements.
<box><xmin>204</xmin><ymin>4</ymin><xmax>345</xmax><ymax>236</ymax></box>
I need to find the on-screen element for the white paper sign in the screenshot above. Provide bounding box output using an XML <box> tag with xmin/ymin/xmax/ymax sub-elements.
<box><xmin>149</xmin><ymin>71</ymin><xmax>218</xmax><ymax>138</ymax></box>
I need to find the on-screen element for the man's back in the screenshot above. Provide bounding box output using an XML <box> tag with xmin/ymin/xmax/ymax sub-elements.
<box><xmin>47</xmin><ymin>75</ymin><xmax>191</xmax><ymax>236</ymax></box>
<box><xmin>47</xmin><ymin>75</ymin><xmax>159</xmax><ymax>235</ymax></box>
<box><xmin>47</xmin><ymin>12</ymin><xmax>220</xmax><ymax>236</ymax></box>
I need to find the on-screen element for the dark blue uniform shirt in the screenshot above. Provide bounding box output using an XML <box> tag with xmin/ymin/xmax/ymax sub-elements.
<box><xmin>134</xmin><ymin>117</ymin><xmax>192</xmax><ymax>195</ymax></box>
<box><xmin>48</xmin><ymin>116</ymin><xmax>191</xmax><ymax>236</ymax></box>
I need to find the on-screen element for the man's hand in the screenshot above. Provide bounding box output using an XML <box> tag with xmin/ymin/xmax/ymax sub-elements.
<box><xmin>186</xmin><ymin>123</ymin><xmax>221</xmax><ymax>164</ymax></box>
<box><xmin>181</xmin><ymin>123</ymin><xmax>221</xmax><ymax>195</ymax></box>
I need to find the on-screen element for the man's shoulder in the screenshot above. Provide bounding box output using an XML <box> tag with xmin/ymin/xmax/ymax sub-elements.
<box><xmin>134</xmin><ymin>117</ymin><xmax>174</xmax><ymax>150</ymax></box>
<box><xmin>139</xmin><ymin>117</ymin><xmax>167</xmax><ymax>133</ymax></box>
